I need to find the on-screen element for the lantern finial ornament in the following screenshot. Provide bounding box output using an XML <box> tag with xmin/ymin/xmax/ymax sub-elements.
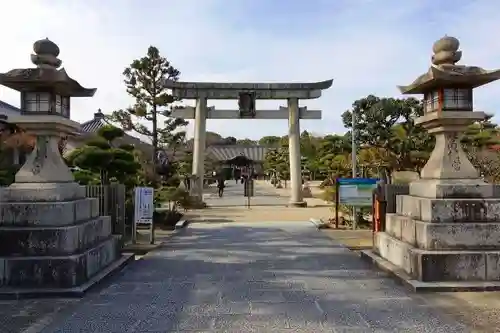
<box><xmin>31</xmin><ymin>38</ymin><xmax>62</xmax><ymax>69</ymax></box>
<box><xmin>431</xmin><ymin>35</ymin><xmax>461</xmax><ymax>66</ymax></box>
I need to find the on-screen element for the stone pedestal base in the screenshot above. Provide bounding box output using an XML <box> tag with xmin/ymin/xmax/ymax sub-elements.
<box><xmin>361</xmin><ymin>249</ymin><xmax>500</xmax><ymax>292</ymax></box>
<box><xmin>288</xmin><ymin>201</ymin><xmax>307</xmax><ymax>208</ymax></box>
<box><xmin>375</xmin><ymin>231</ymin><xmax>500</xmax><ymax>281</ymax></box>
<box><xmin>0</xmin><ymin>184</ymin><xmax>132</xmax><ymax>298</ymax></box>
<box><xmin>302</xmin><ymin>185</ymin><xmax>313</xmax><ymax>198</ymax></box>
<box><xmin>368</xmin><ymin>184</ymin><xmax>500</xmax><ymax>291</ymax></box>
<box><xmin>409</xmin><ymin>178</ymin><xmax>494</xmax><ymax>199</ymax></box>
<box><xmin>188</xmin><ymin>196</ymin><xmax>207</xmax><ymax>209</ymax></box>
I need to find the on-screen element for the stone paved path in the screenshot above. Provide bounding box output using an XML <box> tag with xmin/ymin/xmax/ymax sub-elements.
<box><xmin>40</xmin><ymin>221</ymin><xmax>466</xmax><ymax>332</ymax></box>
<box><xmin>203</xmin><ymin>181</ymin><xmax>290</xmax><ymax>207</ymax></box>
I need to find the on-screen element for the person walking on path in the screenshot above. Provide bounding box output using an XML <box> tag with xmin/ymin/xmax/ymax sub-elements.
<box><xmin>217</xmin><ymin>177</ymin><xmax>226</xmax><ymax>197</ymax></box>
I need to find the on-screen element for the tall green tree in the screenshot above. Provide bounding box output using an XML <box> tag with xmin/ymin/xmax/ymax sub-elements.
<box><xmin>236</xmin><ymin>138</ymin><xmax>256</xmax><ymax>146</ymax></box>
<box><xmin>223</xmin><ymin>136</ymin><xmax>237</xmax><ymax>145</ymax></box>
<box><xmin>259</xmin><ymin>135</ymin><xmax>281</xmax><ymax>146</ymax></box>
<box><xmin>111</xmin><ymin>46</ymin><xmax>188</xmax><ymax>182</ymax></box>
<box><xmin>462</xmin><ymin>114</ymin><xmax>500</xmax><ymax>149</ymax></box>
<box><xmin>462</xmin><ymin>114</ymin><xmax>500</xmax><ymax>181</ymax></box>
<box><xmin>264</xmin><ymin>148</ymin><xmax>290</xmax><ymax>180</ymax></box>
<box><xmin>300</xmin><ymin>130</ymin><xmax>319</xmax><ymax>160</ymax></box>
<box><xmin>342</xmin><ymin>95</ymin><xmax>432</xmax><ymax>180</ymax></box>
<box><xmin>314</xmin><ymin>134</ymin><xmax>352</xmax><ymax>180</ymax></box>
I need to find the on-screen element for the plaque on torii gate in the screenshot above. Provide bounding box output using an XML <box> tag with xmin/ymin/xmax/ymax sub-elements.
<box><xmin>164</xmin><ymin>79</ymin><xmax>333</xmax><ymax>207</ymax></box>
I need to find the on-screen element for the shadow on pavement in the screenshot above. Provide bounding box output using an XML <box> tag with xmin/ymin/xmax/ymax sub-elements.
<box><xmin>38</xmin><ymin>223</ymin><xmax>469</xmax><ymax>332</ymax></box>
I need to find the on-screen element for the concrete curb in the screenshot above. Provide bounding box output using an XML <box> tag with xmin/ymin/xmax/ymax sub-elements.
<box><xmin>309</xmin><ymin>218</ymin><xmax>324</xmax><ymax>228</ymax></box>
<box><xmin>175</xmin><ymin>219</ymin><xmax>190</xmax><ymax>230</ymax></box>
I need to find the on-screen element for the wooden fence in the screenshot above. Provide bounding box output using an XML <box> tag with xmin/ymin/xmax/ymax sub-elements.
<box><xmin>85</xmin><ymin>184</ymin><xmax>131</xmax><ymax>243</ymax></box>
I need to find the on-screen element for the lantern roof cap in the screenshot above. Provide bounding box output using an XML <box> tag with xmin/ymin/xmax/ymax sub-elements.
<box><xmin>0</xmin><ymin>38</ymin><xmax>96</xmax><ymax>97</ymax></box>
<box><xmin>398</xmin><ymin>35</ymin><xmax>500</xmax><ymax>94</ymax></box>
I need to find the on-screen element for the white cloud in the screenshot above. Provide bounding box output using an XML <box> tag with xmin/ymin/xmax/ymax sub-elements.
<box><xmin>1</xmin><ymin>0</ymin><xmax>500</xmax><ymax>140</ymax></box>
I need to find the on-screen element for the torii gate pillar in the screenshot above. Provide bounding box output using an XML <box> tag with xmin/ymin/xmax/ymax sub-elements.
<box><xmin>287</xmin><ymin>97</ymin><xmax>306</xmax><ymax>207</ymax></box>
<box><xmin>191</xmin><ymin>96</ymin><xmax>207</xmax><ymax>202</ymax></box>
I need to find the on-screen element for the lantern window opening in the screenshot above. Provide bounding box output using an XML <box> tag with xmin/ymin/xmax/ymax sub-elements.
<box><xmin>21</xmin><ymin>91</ymin><xmax>71</xmax><ymax>118</ymax></box>
<box><xmin>442</xmin><ymin>87</ymin><xmax>473</xmax><ymax>111</ymax></box>
<box><xmin>24</xmin><ymin>91</ymin><xmax>51</xmax><ymax>113</ymax></box>
<box><xmin>62</xmin><ymin>96</ymin><xmax>70</xmax><ymax>117</ymax></box>
<box><xmin>55</xmin><ymin>94</ymin><xmax>62</xmax><ymax>114</ymax></box>
<box><xmin>424</xmin><ymin>90</ymin><xmax>440</xmax><ymax>113</ymax></box>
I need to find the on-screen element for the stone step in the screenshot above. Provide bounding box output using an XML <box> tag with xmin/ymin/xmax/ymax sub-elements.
<box><xmin>0</xmin><ymin>197</ymin><xmax>99</xmax><ymax>226</ymax></box>
<box><xmin>0</xmin><ymin>235</ymin><xmax>120</xmax><ymax>288</ymax></box>
<box><xmin>0</xmin><ymin>182</ymin><xmax>87</xmax><ymax>202</ymax></box>
<box><xmin>409</xmin><ymin>179</ymin><xmax>495</xmax><ymax>199</ymax></box>
<box><xmin>0</xmin><ymin>216</ymin><xmax>112</xmax><ymax>256</ymax></box>
<box><xmin>396</xmin><ymin>195</ymin><xmax>500</xmax><ymax>223</ymax></box>
<box><xmin>386</xmin><ymin>213</ymin><xmax>500</xmax><ymax>250</ymax></box>
<box><xmin>375</xmin><ymin>232</ymin><xmax>500</xmax><ymax>282</ymax></box>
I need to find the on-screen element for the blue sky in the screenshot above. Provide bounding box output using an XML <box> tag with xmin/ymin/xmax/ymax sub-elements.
<box><xmin>1</xmin><ymin>0</ymin><xmax>500</xmax><ymax>141</ymax></box>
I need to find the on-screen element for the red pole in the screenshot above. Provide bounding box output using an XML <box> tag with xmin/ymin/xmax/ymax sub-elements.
<box><xmin>335</xmin><ymin>179</ymin><xmax>340</xmax><ymax>229</ymax></box>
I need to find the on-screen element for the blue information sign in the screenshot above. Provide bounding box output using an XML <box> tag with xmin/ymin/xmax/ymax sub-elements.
<box><xmin>337</xmin><ymin>178</ymin><xmax>378</xmax><ymax>206</ymax></box>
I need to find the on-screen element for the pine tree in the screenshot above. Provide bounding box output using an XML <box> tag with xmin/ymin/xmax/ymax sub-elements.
<box><xmin>111</xmin><ymin>46</ymin><xmax>188</xmax><ymax>185</ymax></box>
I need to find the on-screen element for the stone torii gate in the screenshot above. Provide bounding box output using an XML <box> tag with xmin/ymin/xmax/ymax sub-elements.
<box><xmin>164</xmin><ymin>80</ymin><xmax>333</xmax><ymax>207</ymax></box>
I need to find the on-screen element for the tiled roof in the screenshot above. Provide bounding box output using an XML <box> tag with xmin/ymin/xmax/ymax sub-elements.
<box><xmin>80</xmin><ymin>110</ymin><xmax>109</xmax><ymax>133</ymax></box>
<box><xmin>206</xmin><ymin>145</ymin><xmax>271</xmax><ymax>162</ymax></box>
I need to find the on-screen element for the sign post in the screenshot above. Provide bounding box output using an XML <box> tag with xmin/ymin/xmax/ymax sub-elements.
<box><xmin>133</xmin><ymin>187</ymin><xmax>155</xmax><ymax>244</ymax></box>
<box><xmin>336</xmin><ymin>178</ymin><xmax>378</xmax><ymax>229</ymax></box>
<box><xmin>244</xmin><ymin>179</ymin><xmax>254</xmax><ymax>208</ymax></box>
<box><xmin>335</xmin><ymin>179</ymin><xmax>340</xmax><ymax>229</ymax></box>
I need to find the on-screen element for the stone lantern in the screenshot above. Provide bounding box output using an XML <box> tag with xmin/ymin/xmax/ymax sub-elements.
<box><xmin>399</xmin><ymin>36</ymin><xmax>500</xmax><ymax>197</ymax></box>
<box><xmin>0</xmin><ymin>39</ymin><xmax>131</xmax><ymax>296</ymax></box>
<box><xmin>367</xmin><ymin>36</ymin><xmax>500</xmax><ymax>290</ymax></box>
<box><xmin>399</xmin><ymin>36</ymin><xmax>499</xmax><ymax>188</ymax></box>
<box><xmin>0</xmin><ymin>38</ymin><xmax>96</xmax><ymax>190</ymax></box>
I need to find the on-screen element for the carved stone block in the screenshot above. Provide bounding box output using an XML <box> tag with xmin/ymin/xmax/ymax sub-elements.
<box><xmin>0</xmin><ymin>182</ymin><xmax>86</xmax><ymax>202</ymax></box>
<box><xmin>486</xmin><ymin>253</ymin><xmax>500</xmax><ymax>281</ymax></box>
<box><xmin>409</xmin><ymin>179</ymin><xmax>494</xmax><ymax>199</ymax></box>
<box><xmin>1</xmin><ymin>236</ymin><xmax>120</xmax><ymax>288</ymax></box>
<box><xmin>414</xmin><ymin>221</ymin><xmax>500</xmax><ymax>250</ymax></box>
<box><xmin>375</xmin><ymin>232</ymin><xmax>498</xmax><ymax>282</ymax></box>
<box><xmin>396</xmin><ymin>195</ymin><xmax>500</xmax><ymax>223</ymax></box>
<box><xmin>0</xmin><ymin>198</ymin><xmax>99</xmax><ymax>226</ymax></box>
<box><xmin>86</xmin><ymin>236</ymin><xmax>118</xmax><ymax>277</ymax></box>
<box><xmin>0</xmin><ymin>216</ymin><xmax>111</xmax><ymax>256</ymax></box>
<box><xmin>415</xmin><ymin>249</ymin><xmax>486</xmax><ymax>282</ymax></box>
